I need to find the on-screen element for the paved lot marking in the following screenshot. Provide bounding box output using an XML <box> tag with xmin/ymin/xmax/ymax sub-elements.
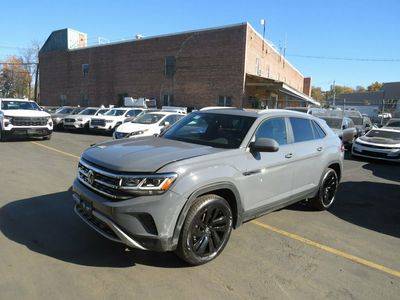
<box><xmin>251</xmin><ymin>220</ymin><xmax>400</xmax><ymax>279</ymax></box>
<box><xmin>30</xmin><ymin>141</ymin><xmax>400</xmax><ymax>279</ymax></box>
<box><xmin>30</xmin><ymin>141</ymin><xmax>80</xmax><ymax>160</ymax></box>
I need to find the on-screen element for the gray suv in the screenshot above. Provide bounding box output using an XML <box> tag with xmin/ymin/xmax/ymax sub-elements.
<box><xmin>72</xmin><ymin>109</ymin><xmax>344</xmax><ymax>265</ymax></box>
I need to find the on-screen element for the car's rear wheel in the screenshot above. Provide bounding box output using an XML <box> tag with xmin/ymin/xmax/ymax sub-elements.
<box><xmin>310</xmin><ymin>168</ymin><xmax>338</xmax><ymax>210</ymax></box>
<box><xmin>176</xmin><ymin>194</ymin><xmax>233</xmax><ymax>265</ymax></box>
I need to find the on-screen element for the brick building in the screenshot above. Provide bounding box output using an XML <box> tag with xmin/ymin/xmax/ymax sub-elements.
<box><xmin>39</xmin><ymin>23</ymin><xmax>318</xmax><ymax>108</ymax></box>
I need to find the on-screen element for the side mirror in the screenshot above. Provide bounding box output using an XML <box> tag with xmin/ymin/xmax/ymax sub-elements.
<box><xmin>250</xmin><ymin>138</ymin><xmax>279</xmax><ymax>152</ymax></box>
<box><xmin>342</xmin><ymin>125</ymin><xmax>347</xmax><ymax>130</ymax></box>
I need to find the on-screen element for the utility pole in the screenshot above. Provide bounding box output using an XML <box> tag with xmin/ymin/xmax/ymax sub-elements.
<box><xmin>260</xmin><ymin>19</ymin><xmax>266</xmax><ymax>52</ymax></box>
<box><xmin>332</xmin><ymin>80</ymin><xmax>336</xmax><ymax>107</ymax></box>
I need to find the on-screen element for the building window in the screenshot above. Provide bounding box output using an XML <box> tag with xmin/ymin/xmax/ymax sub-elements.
<box><xmin>60</xmin><ymin>94</ymin><xmax>67</xmax><ymax>106</ymax></box>
<box><xmin>163</xmin><ymin>94</ymin><xmax>173</xmax><ymax>106</ymax></box>
<box><xmin>82</xmin><ymin>64</ymin><xmax>89</xmax><ymax>77</ymax></box>
<box><xmin>218</xmin><ymin>96</ymin><xmax>232</xmax><ymax>106</ymax></box>
<box><xmin>255</xmin><ymin>58</ymin><xmax>261</xmax><ymax>76</ymax></box>
<box><xmin>165</xmin><ymin>56</ymin><xmax>176</xmax><ymax>77</ymax></box>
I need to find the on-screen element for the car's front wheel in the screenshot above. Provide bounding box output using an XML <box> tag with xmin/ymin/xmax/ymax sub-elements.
<box><xmin>310</xmin><ymin>168</ymin><xmax>338</xmax><ymax>210</ymax></box>
<box><xmin>176</xmin><ymin>194</ymin><xmax>233</xmax><ymax>265</ymax></box>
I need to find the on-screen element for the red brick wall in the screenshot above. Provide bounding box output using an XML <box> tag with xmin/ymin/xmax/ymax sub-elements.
<box><xmin>39</xmin><ymin>24</ymin><xmax>247</xmax><ymax>108</ymax></box>
<box><xmin>244</xmin><ymin>25</ymin><xmax>305</xmax><ymax>92</ymax></box>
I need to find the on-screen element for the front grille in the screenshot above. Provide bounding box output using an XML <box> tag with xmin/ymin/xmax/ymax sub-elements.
<box><xmin>11</xmin><ymin>117</ymin><xmax>47</xmax><ymax>126</ymax></box>
<box><xmin>354</xmin><ymin>149</ymin><xmax>400</xmax><ymax>159</ymax></box>
<box><xmin>64</xmin><ymin>118</ymin><xmax>76</xmax><ymax>123</ymax></box>
<box><xmin>77</xmin><ymin>160</ymin><xmax>131</xmax><ymax>200</ymax></box>
<box><xmin>91</xmin><ymin>118</ymin><xmax>106</xmax><ymax>126</ymax></box>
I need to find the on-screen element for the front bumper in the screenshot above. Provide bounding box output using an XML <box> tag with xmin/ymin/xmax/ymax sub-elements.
<box><xmin>352</xmin><ymin>143</ymin><xmax>400</xmax><ymax>162</ymax></box>
<box><xmin>63</xmin><ymin>121</ymin><xmax>85</xmax><ymax>129</ymax></box>
<box><xmin>89</xmin><ymin>125</ymin><xmax>114</xmax><ymax>132</ymax></box>
<box><xmin>72</xmin><ymin>179</ymin><xmax>185</xmax><ymax>251</ymax></box>
<box><xmin>3</xmin><ymin>127</ymin><xmax>52</xmax><ymax>137</ymax></box>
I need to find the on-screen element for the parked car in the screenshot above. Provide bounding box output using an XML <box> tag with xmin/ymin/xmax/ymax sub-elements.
<box><xmin>352</xmin><ymin>127</ymin><xmax>400</xmax><ymax>162</ymax></box>
<box><xmin>113</xmin><ymin>111</ymin><xmax>185</xmax><ymax>139</ymax></box>
<box><xmin>51</xmin><ymin>106</ymin><xmax>78</xmax><ymax>128</ymax></box>
<box><xmin>385</xmin><ymin>118</ymin><xmax>400</xmax><ymax>129</ymax></box>
<box><xmin>72</xmin><ymin>109</ymin><xmax>343</xmax><ymax>265</ymax></box>
<box><xmin>89</xmin><ymin>107</ymin><xmax>145</xmax><ymax>133</ymax></box>
<box><xmin>344</xmin><ymin>110</ymin><xmax>368</xmax><ymax>136</ymax></box>
<box><xmin>0</xmin><ymin>98</ymin><xmax>53</xmax><ymax>141</ymax></box>
<box><xmin>63</xmin><ymin>107</ymin><xmax>109</xmax><ymax>131</ymax></box>
<box><xmin>318</xmin><ymin>116</ymin><xmax>357</xmax><ymax>148</ymax></box>
<box><xmin>284</xmin><ymin>107</ymin><xmax>325</xmax><ymax>115</ymax></box>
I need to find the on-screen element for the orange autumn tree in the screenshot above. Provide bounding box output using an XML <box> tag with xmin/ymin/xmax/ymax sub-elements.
<box><xmin>0</xmin><ymin>56</ymin><xmax>32</xmax><ymax>98</ymax></box>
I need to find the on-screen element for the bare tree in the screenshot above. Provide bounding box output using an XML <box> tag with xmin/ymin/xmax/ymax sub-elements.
<box><xmin>20</xmin><ymin>40</ymin><xmax>40</xmax><ymax>98</ymax></box>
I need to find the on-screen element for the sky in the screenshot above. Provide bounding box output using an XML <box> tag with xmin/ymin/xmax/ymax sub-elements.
<box><xmin>0</xmin><ymin>0</ymin><xmax>399</xmax><ymax>90</ymax></box>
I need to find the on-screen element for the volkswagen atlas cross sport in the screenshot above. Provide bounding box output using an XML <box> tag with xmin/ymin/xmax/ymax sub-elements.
<box><xmin>72</xmin><ymin>108</ymin><xmax>343</xmax><ymax>265</ymax></box>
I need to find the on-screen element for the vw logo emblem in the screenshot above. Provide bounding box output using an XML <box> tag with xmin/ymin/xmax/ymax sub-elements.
<box><xmin>87</xmin><ymin>170</ymin><xmax>95</xmax><ymax>185</ymax></box>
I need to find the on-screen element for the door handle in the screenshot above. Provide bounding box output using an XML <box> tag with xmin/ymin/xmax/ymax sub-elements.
<box><xmin>316</xmin><ymin>147</ymin><xmax>323</xmax><ymax>152</ymax></box>
<box><xmin>285</xmin><ymin>153</ymin><xmax>293</xmax><ymax>159</ymax></box>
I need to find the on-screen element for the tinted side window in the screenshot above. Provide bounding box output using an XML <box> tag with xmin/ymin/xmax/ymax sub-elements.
<box><xmin>290</xmin><ymin>117</ymin><xmax>315</xmax><ymax>142</ymax></box>
<box><xmin>312</xmin><ymin>121</ymin><xmax>326</xmax><ymax>139</ymax></box>
<box><xmin>255</xmin><ymin>118</ymin><xmax>287</xmax><ymax>145</ymax></box>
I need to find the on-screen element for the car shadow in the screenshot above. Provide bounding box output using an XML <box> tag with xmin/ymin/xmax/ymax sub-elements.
<box><xmin>362</xmin><ymin>163</ymin><xmax>400</xmax><ymax>182</ymax></box>
<box><xmin>288</xmin><ymin>181</ymin><xmax>400</xmax><ymax>238</ymax></box>
<box><xmin>0</xmin><ymin>190</ymin><xmax>187</xmax><ymax>268</ymax></box>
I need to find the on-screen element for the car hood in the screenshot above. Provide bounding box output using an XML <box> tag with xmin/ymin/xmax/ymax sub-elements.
<box><xmin>116</xmin><ymin>122</ymin><xmax>153</xmax><ymax>133</ymax></box>
<box><xmin>82</xmin><ymin>136</ymin><xmax>222</xmax><ymax>172</ymax></box>
<box><xmin>2</xmin><ymin>110</ymin><xmax>50</xmax><ymax>117</ymax></box>
<box><xmin>51</xmin><ymin>113</ymin><xmax>69</xmax><ymax>118</ymax></box>
<box><xmin>359</xmin><ymin>135</ymin><xmax>400</xmax><ymax>145</ymax></box>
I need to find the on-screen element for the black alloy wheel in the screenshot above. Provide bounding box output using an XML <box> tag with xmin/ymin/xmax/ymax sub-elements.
<box><xmin>176</xmin><ymin>194</ymin><xmax>233</xmax><ymax>265</ymax></box>
<box><xmin>310</xmin><ymin>168</ymin><xmax>338</xmax><ymax>210</ymax></box>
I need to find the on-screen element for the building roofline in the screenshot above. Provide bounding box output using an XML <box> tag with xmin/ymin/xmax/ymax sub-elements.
<box><xmin>68</xmin><ymin>22</ymin><xmax>248</xmax><ymax>52</ymax></box>
<box><xmin>246</xmin><ymin>22</ymin><xmax>304</xmax><ymax>78</ymax></box>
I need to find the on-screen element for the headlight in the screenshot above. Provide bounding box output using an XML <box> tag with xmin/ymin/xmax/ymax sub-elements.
<box><xmin>76</xmin><ymin>118</ymin><xmax>83</xmax><ymax>122</ymax></box>
<box><xmin>120</xmin><ymin>173</ymin><xmax>177</xmax><ymax>195</ymax></box>
<box><xmin>3</xmin><ymin>115</ymin><xmax>12</xmax><ymax>126</ymax></box>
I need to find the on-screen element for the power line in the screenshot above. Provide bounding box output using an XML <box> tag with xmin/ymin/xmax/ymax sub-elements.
<box><xmin>287</xmin><ymin>54</ymin><xmax>400</xmax><ymax>62</ymax></box>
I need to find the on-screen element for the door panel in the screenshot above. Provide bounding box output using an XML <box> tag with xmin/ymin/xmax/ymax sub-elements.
<box><xmin>239</xmin><ymin>117</ymin><xmax>294</xmax><ymax>211</ymax></box>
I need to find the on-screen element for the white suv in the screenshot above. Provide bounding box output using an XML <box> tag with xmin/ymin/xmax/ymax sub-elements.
<box><xmin>113</xmin><ymin>111</ymin><xmax>184</xmax><ymax>139</ymax></box>
<box><xmin>0</xmin><ymin>98</ymin><xmax>53</xmax><ymax>141</ymax></box>
<box><xmin>63</xmin><ymin>107</ymin><xmax>109</xmax><ymax>130</ymax></box>
<box><xmin>89</xmin><ymin>108</ymin><xmax>145</xmax><ymax>133</ymax></box>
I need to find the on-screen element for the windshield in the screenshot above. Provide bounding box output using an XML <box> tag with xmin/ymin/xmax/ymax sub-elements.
<box><xmin>386</xmin><ymin>120</ymin><xmax>400</xmax><ymax>128</ymax></box>
<box><xmin>133</xmin><ymin>113</ymin><xmax>165</xmax><ymax>124</ymax></box>
<box><xmin>105</xmin><ymin>109</ymin><xmax>126</xmax><ymax>116</ymax></box>
<box><xmin>366</xmin><ymin>130</ymin><xmax>400</xmax><ymax>140</ymax></box>
<box><xmin>1</xmin><ymin>100</ymin><xmax>41</xmax><ymax>111</ymax></box>
<box><xmin>320</xmin><ymin>117</ymin><xmax>342</xmax><ymax>129</ymax></box>
<box><xmin>96</xmin><ymin>109</ymin><xmax>109</xmax><ymax>115</ymax></box>
<box><xmin>71</xmin><ymin>108</ymin><xmax>84</xmax><ymax>115</ymax></box>
<box><xmin>55</xmin><ymin>107</ymin><xmax>74</xmax><ymax>114</ymax></box>
<box><xmin>163</xmin><ymin>112</ymin><xmax>256</xmax><ymax>149</ymax></box>
<box><xmin>350</xmin><ymin>117</ymin><xmax>363</xmax><ymax>125</ymax></box>
<box><xmin>79</xmin><ymin>108</ymin><xmax>99</xmax><ymax>115</ymax></box>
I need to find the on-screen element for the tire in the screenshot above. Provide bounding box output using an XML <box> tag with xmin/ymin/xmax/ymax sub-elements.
<box><xmin>309</xmin><ymin>168</ymin><xmax>339</xmax><ymax>210</ymax></box>
<box><xmin>0</xmin><ymin>129</ymin><xmax>6</xmax><ymax>142</ymax></box>
<box><xmin>176</xmin><ymin>194</ymin><xmax>233</xmax><ymax>265</ymax></box>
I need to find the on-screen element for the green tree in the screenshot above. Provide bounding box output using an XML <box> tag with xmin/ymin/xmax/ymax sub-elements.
<box><xmin>367</xmin><ymin>81</ymin><xmax>383</xmax><ymax>92</ymax></box>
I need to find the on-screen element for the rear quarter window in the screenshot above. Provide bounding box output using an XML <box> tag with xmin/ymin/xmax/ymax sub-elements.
<box><xmin>290</xmin><ymin>117</ymin><xmax>315</xmax><ymax>142</ymax></box>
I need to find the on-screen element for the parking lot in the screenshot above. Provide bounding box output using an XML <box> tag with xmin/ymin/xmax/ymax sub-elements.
<box><xmin>0</xmin><ymin>131</ymin><xmax>399</xmax><ymax>299</ymax></box>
